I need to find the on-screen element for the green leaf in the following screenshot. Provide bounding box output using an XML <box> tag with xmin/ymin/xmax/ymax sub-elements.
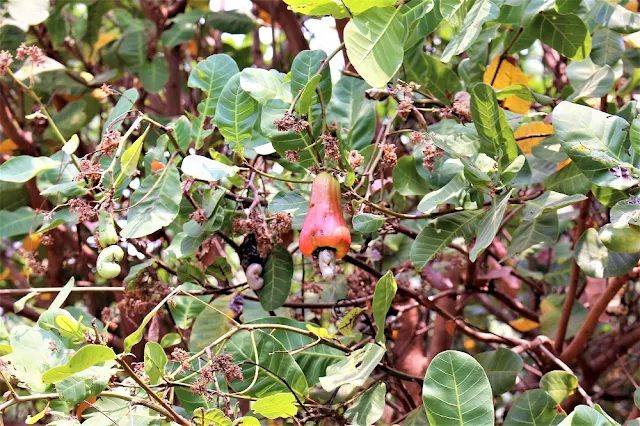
<box><xmin>215</xmin><ymin>73</ymin><xmax>258</xmax><ymax>153</ymax></box>
<box><xmin>121</xmin><ymin>166</ymin><xmax>182</xmax><ymax>239</ymax></box>
<box><xmin>528</xmin><ymin>11</ymin><xmax>591</xmax><ymax>60</ymax></box>
<box><xmin>405</xmin><ymin>50</ymin><xmax>462</xmax><ymax>102</ymax></box>
<box><xmin>441</xmin><ymin>0</ymin><xmax>501</xmax><ymax>63</ymax></box>
<box><xmin>144</xmin><ymin>341</ymin><xmax>167</xmax><ymax>385</ymax></box>
<box><xmin>160</xmin><ymin>333</ymin><xmax>182</xmax><ymax>348</ymax></box>
<box><xmin>411</xmin><ymin>210</ymin><xmax>483</xmax><ymax>270</ymax></box>
<box><xmin>402</xmin><ymin>0</ymin><xmax>435</xmax><ymax>49</ymax></box>
<box><xmin>540</xmin><ymin>371</ymin><xmax>578</xmax><ymax>404</ymax></box>
<box><xmin>206</xmin><ymin>10</ymin><xmax>258</xmax><ymax>34</ymax></box>
<box><xmin>372</xmin><ymin>271</ymin><xmax>397</xmax><ymax>344</ymax></box>
<box><xmin>404</xmin><ymin>405</ymin><xmax>431</xmax><ymax>426</ymax></box>
<box><xmin>352</xmin><ymin>213</ymin><xmax>386</xmax><ymax>233</ymax></box>
<box><xmin>235</xmin><ymin>417</ymin><xmax>261</xmax><ymax>426</ymax></box>
<box><xmin>7</xmin><ymin>0</ymin><xmax>49</xmax><ymax>26</ymax></box>
<box><xmin>553</xmin><ymin>102</ymin><xmax>635</xmax><ymax>190</ymax></box>
<box><xmin>140</xmin><ymin>56</ymin><xmax>169</xmax><ymax>93</ymax></box>
<box><xmin>556</xmin><ymin>0</ymin><xmax>581</xmax><ymax>14</ymax></box>
<box><xmin>522</xmin><ymin>192</ymin><xmax>587</xmax><ymax>221</ymax></box>
<box><xmin>475</xmin><ymin>347</ymin><xmax>524</xmax><ymax>396</ymax></box>
<box><xmin>161</xmin><ymin>21</ymin><xmax>196</xmax><ymax>48</ymax></box>
<box><xmin>506</xmin><ymin>212</ymin><xmax>559</xmax><ymax>257</ymax></box>
<box><xmin>543</xmin><ymin>162</ymin><xmax>591</xmax><ymax>195</ymax></box>
<box><xmin>257</xmin><ymin>245</ymin><xmax>294</xmax><ymax>311</ymax></box>
<box><xmin>249</xmin><ymin>317</ymin><xmax>345</xmax><ymax>386</ymax></box>
<box><xmin>124</xmin><ymin>288</ymin><xmax>180</xmax><ymax>353</ymax></box>
<box><xmin>62</xmin><ymin>134</ymin><xmax>80</xmax><ymax>155</ymax></box>
<box><xmin>56</xmin><ymin>366</ymin><xmax>115</xmax><ymax>405</ymax></box>
<box><xmin>504</xmin><ymin>389</ymin><xmax>564</xmax><ymax>426</ymax></box>
<box><xmin>102</xmin><ymin>88</ymin><xmax>139</xmax><ymax>137</ymax></box>
<box><xmin>188</xmin><ymin>54</ymin><xmax>239</xmax><ymax>148</ymax></box>
<box><xmin>470</xmin><ymin>189</ymin><xmax>513</xmax><ymax>261</ymax></box>
<box><xmin>575</xmin><ymin>228</ymin><xmax>640</xmax><ymax>278</ymax></box>
<box><xmin>240</xmin><ymin>68</ymin><xmax>291</xmax><ymax>104</ymax></box>
<box><xmin>319</xmin><ymin>343</ymin><xmax>384</xmax><ymax>392</ymax></box>
<box><xmin>495</xmin><ymin>84</ymin><xmax>554</xmax><ymax>105</ymax></box>
<box><xmin>298</xmin><ymin>74</ymin><xmax>323</xmax><ymax>117</ymax></box>
<box><xmin>423</xmin><ymin>350</ymin><xmax>494</xmax><ymax>426</ymax></box>
<box><xmin>192</xmin><ymin>408</ymin><xmax>232</xmax><ymax>426</ymax></box>
<box><xmin>591</xmin><ymin>0</ymin><xmax>640</xmax><ymax>33</ymax></box>
<box><xmin>326</xmin><ymin>76</ymin><xmax>376</xmax><ymax>150</ymax></box>
<box><xmin>344</xmin><ymin>382</ymin><xmax>386</xmax><ymax>426</ymax></box>
<box><xmin>252</xmin><ymin>393</ymin><xmax>298</xmax><ymax>419</ymax></box>
<box><xmin>118</xmin><ymin>29</ymin><xmax>149</xmax><ymax>72</ymax></box>
<box><xmin>344</xmin><ymin>7</ymin><xmax>406</xmax><ymax>88</ymax></box>
<box><xmin>170</xmin><ymin>282</ymin><xmax>208</xmax><ymax>329</ymax></box>
<box><xmin>116</xmin><ymin>126</ymin><xmax>149</xmax><ymax>187</ymax></box>
<box><xmin>42</xmin><ymin>345</ymin><xmax>115</xmax><ymax>383</ymax></box>
<box><xmin>290</xmin><ymin>50</ymin><xmax>332</xmax><ymax>119</ymax></box>
<box><xmin>181</xmin><ymin>154</ymin><xmax>239</xmax><ymax>182</ymax></box>
<box><xmin>567</xmin><ymin>65</ymin><xmax>615</xmax><ymax>102</ymax></box>
<box><xmin>418</xmin><ymin>173</ymin><xmax>469</xmax><ymax>214</ymax></box>
<box><xmin>0</xmin><ymin>207</ymin><xmax>43</xmax><ymax>238</ymax></box>
<box><xmin>558</xmin><ymin>405</ymin><xmax>617</xmax><ymax>426</ymax></box>
<box><xmin>590</xmin><ymin>28</ymin><xmax>624</xmax><ymax>67</ymax></box>
<box><xmin>393</xmin><ymin>156</ymin><xmax>430</xmax><ymax>196</ymax></box>
<box><xmin>0</xmin><ymin>156</ymin><xmax>60</xmax><ymax>183</ymax></box>
<box><xmin>636</xmin><ymin>388</ymin><xmax>640</xmax><ymax>409</ymax></box>
<box><xmin>188</xmin><ymin>295</ymin><xmax>234</xmax><ymax>352</ymax></box>
<box><xmin>540</xmin><ymin>294</ymin><xmax>589</xmax><ymax>340</ymax></box>
<box><xmin>470</xmin><ymin>83</ymin><xmax>518</xmax><ymax>172</ymax></box>
<box><xmin>226</xmin><ymin>329</ymin><xmax>309</xmax><ymax>397</ymax></box>
<box><xmin>49</xmin><ymin>277</ymin><xmax>75</xmax><ymax>310</ymax></box>
<box><xmin>268</xmin><ymin>190</ymin><xmax>309</xmax><ymax>230</ymax></box>
<box><xmin>260</xmin><ymin>100</ymin><xmax>315</xmax><ymax>167</ymax></box>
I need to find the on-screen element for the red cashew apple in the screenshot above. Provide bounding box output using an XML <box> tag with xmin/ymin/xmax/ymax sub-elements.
<box><xmin>299</xmin><ymin>172</ymin><xmax>351</xmax><ymax>278</ymax></box>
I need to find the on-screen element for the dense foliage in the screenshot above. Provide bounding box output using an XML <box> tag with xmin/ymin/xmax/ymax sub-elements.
<box><xmin>1</xmin><ymin>0</ymin><xmax>640</xmax><ymax>425</ymax></box>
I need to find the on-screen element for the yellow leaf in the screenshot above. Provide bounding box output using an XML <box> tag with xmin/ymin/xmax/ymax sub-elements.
<box><xmin>337</xmin><ymin>307</ymin><xmax>364</xmax><ymax>336</ymax></box>
<box><xmin>484</xmin><ymin>56</ymin><xmax>531</xmax><ymax>114</ymax></box>
<box><xmin>463</xmin><ymin>339</ymin><xmax>476</xmax><ymax>350</ymax></box>
<box><xmin>26</xmin><ymin>401</ymin><xmax>49</xmax><ymax>424</ymax></box>
<box><xmin>625</xmin><ymin>0</ymin><xmax>639</xmax><ymax>12</ymax></box>
<box><xmin>0</xmin><ymin>268</ymin><xmax>11</xmax><ymax>280</ymax></box>
<box><xmin>0</xmin><ymin>138</ymin><xmax>18</xmax><ymax>155</ymax></box>
<box><xmin>22</xmin><ymin>234</ymin><xmax>40</xmax><ymax>252</ymax></box>
<box><xmin>509</xmin><ymin>317</ymin><xmax>540</xmax><ymax>332</ymax></box>
<box><xmin>90</xmin><ymin>32</ymin><xmax>119</xmax><ymax>62</ymax></box>
<box><xmin>306</xmin><ymin>324</ymin><xmax>335</xmax><ymax>339</ymax></box>
<box><xmin>557</xmin><ymin>158</ymin><xmax>572</xmax><ymax>171</ymax></box>
<box><xmin>514</xmin><ymin>122</ymin><xmax>554</xmax><ymax>154</ymax></box>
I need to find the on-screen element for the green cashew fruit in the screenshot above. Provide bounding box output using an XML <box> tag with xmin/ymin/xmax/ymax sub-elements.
<box><xmin>599</xmin><ymin>223</ymin><xmax>640</xmax><ymax>253</ymax></box>
<box><xmin>98</xmin><ymin>210</ymin><xmax>119</xmax><ymax>247</ymax></box>
<box><xmin>97</xmin><ymin>245</ymin><xmax>124</xmax><ymax>279</ymax></box>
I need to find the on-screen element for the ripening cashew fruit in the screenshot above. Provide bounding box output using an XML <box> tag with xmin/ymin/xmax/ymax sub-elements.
<box><xmin>97</xmin><ymin>210</ymin><xmax>118</xmax><ymax>247</ymax></box>
<box><xmin>599</xmin><ymin>222</ymin><xmax>640</xmax><ymax>253</ymax></box>
<box><xmin>299</xmin><ymin>172</ymin><xmax>351</xmax><ymax>279</ymax></box>
<box><xmin>96</xmin><ymin>245</ymin><xmax>124</xmax><ymax>279</ymax></box>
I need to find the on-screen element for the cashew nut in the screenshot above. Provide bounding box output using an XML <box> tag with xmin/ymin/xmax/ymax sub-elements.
<box><xmin>97</xmin><ymin>245</ymin><xmax>124</xmax><ymax>279</ymax></box>
<box><xmin>246</xmin><ymin>263</ymin><xmax>264</xmax><ymax>290</ymax></box>
<box><xmin>318</xmin><ymin>249</ymin><xmax>336</xmax><ymax>280</ymax></box>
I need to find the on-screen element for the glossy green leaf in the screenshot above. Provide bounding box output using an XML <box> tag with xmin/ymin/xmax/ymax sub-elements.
<box><xmin>160</xmin><ymin>333</ymin><xmax>182</xmax><ymax>348</ymax></box>
<box><xmin>42</xmin><ymin>345</ymin><xmax>115</xmax><ymax>383</ymax></box>
<box><xmin>423</xmin><ymin>350</ymin><xmax>494</xmax><ymax>426</ymax></box>
<box><xmin>575</xmin><ymin>228</ymin><xmax>640</xmax><ymax>278</ymax></box>
<box><xmin>0</xmin><ymin>156</ymin><xmax>60</xmax><ymax>183</ymax></box>
<box><xmin>0</xmin><ymin>207</ymin><xmax>43</xmax><ymax>238</ymax></box>
<box><xmin>553</xmin><ymin>102</ymin><xmax>635</xmax><ymax>190</ymax></box>
<box><xmin>417</xmin><ymin>173</ymin><xmax>468</xmax><ymax>214</ymax></box>
<box><xmin>240</xmin><ymin>68</ymin><xmax>291</xmax><ymax>104</ymax></box>
<box><xmin>344</xmin><ymin>382</ymin><xmax>386</xmax><ymax>426</ymax></box>
<box><xmin>372</xmin><ymin>271</ymin><xmax>397</xmax><ymax>344</ymax></box>
<box><xmin>344</xmin><ymin>7</ymin><xmax>406</xmax><ymax>87</ymax></box>
<box><xmin>215</xmin><ymin>73</ymin><xmax>258</xmax><ymax>153</ymax></box>
<box><xmin>543</xmin><ymin>162</ymin><xmax>591</xmax><ymax>195</ymax></box>
<box><xmin>393</xmin><ymin>156</ymin><xmax>430</xmax><ymax>196</ymax></box>
<box><xmin>506</xmin><ymin>212</ymin><xmax>559</xmax><ymax>257</ymax></box>
<box><xmin>529</xmin><ymin>11</ymin><xmax>591</xmax><ymax>60</ymax></box>
<box><xmin>252</xmin><ymin>393</ymin><xmax>298</xmax><ymax>419</ymax></box>
<box><xmin>192</xmin><ymin>408</ymin><xmax>232</xmax><ymax>426</ymax></box>
<box><xmin>590</xmin><ymin>28</ymin><xmax>624</xmax><ymax>66</ymax></box>
<box><xmin>522</xmin><ymin>192</ymin><xmax>587</xmax><ymax>221</ymax></box>
<box><xmin>567</xmin><ymin>65</ymin><xmax>615</xmax><ymax>101</ymax></box>
<box><xmin>290</xmin><ymin>50</ymin><xmax>332</xmax><ymax>120</ymax></box>
<box><xmin>470</xmin><ymin>83</ymin><xmax>518</xmax><ymax>172</ymax></box>
<box><xmin>298</xmin><ymin>74</ymin><xmax>323</xmax><ymax>117</ymax></box>
<box><xmin>504</xmin><ymin>389</ymin><xmax>564</xmax><ymax>426</ymax></box>
<box><xmin>441</xmin><ymin>0</ymin><xmax>501</xmax><ymax>63</ymax></box>
<box><xmin>540</xmin><ymin>371</ymin><xmax>578</xmax><ymax>404</ymax></box>
<box><xmin>556</xmin><ymin>0</ymin><xmax>581</xmax><ymax>14</ymax></box>
<box><xmin>326</xmin><ymin>76</ymin><xmax>376</xmax><ymax>150</ymax></box>
<box><xmin>411</xmin><ymin>210</ymin><xmax>483</xmax><ymax>270</ymax></box>
<box><xmin>558</xmin><ymin>405</ymin><xmax>614</xmax><ymax>426</ymax></box>
<box><xmin>405</xmin><ymin>50</ymin><xmax>462</xmax><ymax>102</ymax></box>
<box><xmin>475</xmin><ymin>347</ymin><xmax>524</xmax><ymax>396</ymax></box>
<box><xmin>226</xmin><ymin>329</ymin><xmax>309</xmax><ymax>397</ymax></box>
<box><xmin>116</xmin><ymin>126</ymin><xmax>149</xmax><ymax>187</ymax></box>
<box><xmin>470</xmin><ymin>189</ymin><xmax>513</xmax><ymax>261</ymax></box>
<box><xmin>352</xmin><ymin>213</ymin><xmax>385</xmax><ymax>233</ymax></box>
<box><xmin>56</xmin><ymin>366</ymin><xmax>115</xmax><ymax>405</ymax></box>
<box><xmin>121</xmin><ymin>166</ymin><xmax>182</xmax><ymax>239</ymax></box>
<box><xmin>257</xmin><ymin>245</ymin><xmax>293</xmax><ymax>311</ymax></box>
<box><xmin>144</xmin><ymin>342</ymin><xmax>167</xmax><ymax>385</ymax></box>
<box><xmin>319</xmin><ymin>343</ymin><xmax>384</xmax><ymax>392</ymax></box>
